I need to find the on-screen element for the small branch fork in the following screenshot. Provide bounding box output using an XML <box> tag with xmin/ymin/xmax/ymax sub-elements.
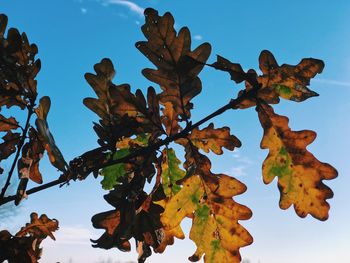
<box><xmin>0</xmin><ymin>88</ymin><xmax>256</xmax><ymax>206</ymax></box>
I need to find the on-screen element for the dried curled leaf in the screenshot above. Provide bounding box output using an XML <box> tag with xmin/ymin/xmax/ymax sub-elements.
<box><xmin>257</xmin><ymin>103</ymin><xmax>337</xmax><ymax>220</ymax></box>
<box><xmin>35</xmin><ymin>96</ymin><xmax>68</xmax><ymax>172</ymax></box>
<box><xmin>161</xmin><ymin>144</ymin><xmax>252</xmax><ymax>263</ymax></box>
<box><xmin>136</xmin><ymin>8</ymin><xmax>211</xmax><ymax>122</ymax></box>
<box><xmin>187</xmin><ymin>123</ymin><xmax>241</xmax><ymax>155</ymax></box>
<box><xmin>0</xmin><ymin>212</ymin><xmax>59</xmax><ymax>263</ymax></box>
<box><xmin>16</xmin><ymin>128</ymin><xmax>45</xmax><ymax>205</ymax></box>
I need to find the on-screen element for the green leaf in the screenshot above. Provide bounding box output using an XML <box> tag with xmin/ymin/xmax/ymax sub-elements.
<box><xmin>100</xmin><ymin>148</ymin><xmax>130</xmax><ymax>190</ymax></box>
<box><xmin>161</xmin><ymin>148</ymin><xmax>186</xmax><ymax>197</ymax></box>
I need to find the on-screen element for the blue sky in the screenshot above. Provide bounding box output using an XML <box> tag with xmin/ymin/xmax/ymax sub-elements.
<box><xmin>0</xmin><ymin>0</ymin><xmax>350</xmax><ymax>262</ymax></box>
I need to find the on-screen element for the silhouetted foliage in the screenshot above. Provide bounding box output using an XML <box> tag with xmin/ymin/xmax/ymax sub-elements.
<box><xmin>0</xmin><ymin>8</ymin><xmax>337</xmax><ymax>263</ymax></box>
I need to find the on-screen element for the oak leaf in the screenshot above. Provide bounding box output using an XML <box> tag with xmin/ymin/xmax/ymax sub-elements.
<box><xmin>0</xmin><ymin>114</ymin><xmax>19</xmax><ymax>131</ymax></box>
<box><xmin>0</xmin><ymin>212</ymin><xmax>58</xmax><ymax>263</ymax></box>
<box><xmin>257</xmin><ymin>103</ymin><xmax>337</xmax><ymax>220</ymax></box>
<box><xmin>161</xmin><ymin>148</ymin><xmax>186</xmax><ymax>197</ymax></box>
<box><xmin>188</xmin><ymin>123</ymin><xmax>241</xmax><ymax>155</ymax></box>
<box><xmin>16</xmin><ymin>128</ymin><xmax>45</xmax><ymax>205</ymax></box>
<box><xmin>136</xmin><ymin>8</ymin><xmax>211</xmax><ymax>121</ymax></box>
<box><xmin>161</xmin><ymin>144</ymin><xmax>252</xmax><ymax>263</ymax></box>
<box><xmin>0</xmin><ymin>14</ymin><xmax>40</xmax><ymax>109</ymax></box>
<box><xmin>258</xmin><ymin>50</ymin><xmax>323</xmax><ymax>103</ymax></box>
<box><xmin>91</xmin><ymin>189</ymin><xmax>165</xmax><ymax>263</ymax></box>
<box><xmin>35</xmin><ymin>96</ymin><xmax>68</xmax><ymax>172</ymax></box>
<box><xmin>84</xmin><ymin>59</ymin><xmax>163</xmax><ymax>147</ymax></box>
<box><xmin>0</xmin><ymin>130</ymin><xmax>21</xmax><ymax>161</ymax></box>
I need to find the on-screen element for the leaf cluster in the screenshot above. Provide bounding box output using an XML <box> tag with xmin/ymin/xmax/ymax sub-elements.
<box><xmin>0</xmin><ymin>8</ymin><xmax>338</xmax><ymax>263</ymax></box>
<box><xmin>0</xmin><ymin>212</ymin><xmax>58</xmax><ymax>263</ymax></box>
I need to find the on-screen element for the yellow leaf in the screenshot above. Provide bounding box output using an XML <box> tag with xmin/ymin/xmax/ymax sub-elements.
<box><xmin>162</xmin><ymin>171</ymin><xmax>252</xmax><ymax>262</ymax></box>
<box><xmin>258</xmin><ymin>103</ymin><xmax>337</xmax><ymax>220</ymax></box>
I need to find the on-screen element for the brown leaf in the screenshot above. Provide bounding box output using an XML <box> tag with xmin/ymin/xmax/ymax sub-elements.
<box><xmin>188</xmin><ymin>123</ymin><xmax>241</xmax><ymax>155</ymax></box>
<box><xmin>91</xmin><ymin>189</ymin><xmax>164</xmax><ymax>260</ymax></box>
<box><xmin>0</xmin><ymin>212</ymin><xmax>59</xmax><ymax>263</ymax></box>
<box><xmin>257</xmin><ymin>103</ymin><xmax>337</xmax><ymax>220</ymax></box>
<box><xmin>0</xmin><ymin>114</ymin><xmax>19</xmax><ymax>131</ymax></box>
<box><xmin>257</xmin><ymin>50</ymin><xmax>323</xmax><ymax>103</ymax></box>
<box><xmin>211</xmin><ymin>55</ymin><xmax>248</xmax><ymax>84</ymax></box>
<box><xmin>16</xmin><ymin>128</ymin><xmax>45</xmax><ymax>205</ymax></box>
<box><xmin>35</xmin><ymin>96</ymin><xmax>68</xmax><ymax>172</ymax></box>
<box><xmin>84</xmin><ymin>59</ymin><xmax>164</xmax><ymax>148</ymax></box>
<box><xmin>0</xmin><ymin>131</ymin><xmax>21</xmax><ymax>161</ymax></box>
<box><xmin>136</xmin><ymin>8</ymin><xmax>211</xmax><ymax>121</ymax></box>
<box><xmin>16</xmin><ymin>212</ymin><xmax>59</xmax><ymax>240</ymax></box>
<box><xmin>0</xmin><ymin>18</ymin><xmax>40</xmax><ymax>110</ymax></box>
<box><xmin>161</xmin><ymin>102</ymin><xmax>181</xmax><ymax>136</ymax></box>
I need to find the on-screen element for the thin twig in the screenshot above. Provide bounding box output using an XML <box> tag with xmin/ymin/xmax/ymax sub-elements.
<box><xmin>0</xmin><ymin>108</ymin><xmax>33</xmax><ymax>199</ymax></box>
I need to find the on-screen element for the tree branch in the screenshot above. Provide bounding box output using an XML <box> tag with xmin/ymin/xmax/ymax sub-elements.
<box><xmin>0</xmin><ymin>108</ymin><xmax>33</xmax><ymax>200</ymax></box>
<box><xmin>0</xmin><ymin>88</ymin><xmax>255</xmax><ymax>206</ymax></box>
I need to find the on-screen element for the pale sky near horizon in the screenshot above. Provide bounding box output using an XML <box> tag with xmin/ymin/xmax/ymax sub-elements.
<box><xmin>0</xmin><ymin>1</ymin><xmax>350</xmax><ymax>263</ymax></box>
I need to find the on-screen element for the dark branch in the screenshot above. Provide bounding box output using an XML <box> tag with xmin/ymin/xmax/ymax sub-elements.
<box><xmin>0</xmin><ymin>88</ymin><xmax>255</xmax><ymax>206</ymax></box>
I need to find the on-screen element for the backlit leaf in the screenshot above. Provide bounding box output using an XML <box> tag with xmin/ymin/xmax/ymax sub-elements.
<box><xmin>257</xmin><ymin>103</ymin><xmax>337</xmax><ymax>220</ymax></box>
<box><xmin>162</xmin><ymin>144</ymin><xmax>252</xmax><ymax>263</ymax></box>
<box><xmin>188</xmin><ymin>123</ymin><xmax>241</xmax><ymax>155</ymax></box>
<box><xmin>100</xmin><ymin>148</ymin><xmax>130</xmax><ymax>190</ymax></box>
<box><xmin>84</xmin><ymin>59</ymin><xmax>163</xmax><ymax>148</ymax></box>
<box><xmin>211</xmin><ymin>55</ymin><xmax>250</xmax><ymax>84</ymax></box>
<box><xmin>258</xmin><ymin>50</ymin><xmax>324</xmax><ymax>103</ymax></box>
<box><xmin>136</xmin><ymin>8</ymin><xmax>211</xmax><ymax>121</ymax></box>
<box><xmin>161</xmin><ymin>148</ymin><xmax>186</xmax><ymax>197</ymax></box>
<box><xmin>161</xmin><ymin>102</ymin><xmax>181</xmax><ymax>136</ymax></box>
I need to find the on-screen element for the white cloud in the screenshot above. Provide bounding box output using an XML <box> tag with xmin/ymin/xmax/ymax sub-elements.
<box><xmin>193</xmin><ymin>34</ymin><xmax>203</xmax><ymax>41</ymax></box>
<box><xmin>81</xmin><ymin>7</ymin><xmax>88</xmax><ymax>14</ymax></box>
<box><xmin>313</xmin><ymin>78</ymin><xmax>350</xmax><ymax>87</ymax></box>
<box><xmin>229</xmin><ymin>165</ymin><xmax>247</xmax><ymax>177</ymax></box>
<box><xmin>46</xmin><ymin>225</ymin><xmax>93</xmax><ymax>246</ymax></box>
<box><xmin>226</xmin><ymin>150</ymin><xmax>254</xmax><ymax>177</ymax></box>
<box><xmin>104</xmin><ymin>0</ymin><xmax>144</xmax><ymax>17</ymax></box>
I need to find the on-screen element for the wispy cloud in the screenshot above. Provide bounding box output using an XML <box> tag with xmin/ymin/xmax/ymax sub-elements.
<box><xmin>226</xmin><ymin>150</ymin><xmax>254</xmax><ymax>177</ymax></box>
<box><xmin>103</xmin><ymin>0</ymin><xmax>144</xmax><ymax>17</ymax></box>
<box><xmin>194</xmin><ymin>34</ymin><xmax>203</xmax><ymax>41</ymax></box>
<box><xmin>313</xmin><ymin>78</ymin><xmax>350</xmax><ymax>87</ymax></box>
<box><xmin>80</xmin><ymin>7</ymin><xmax>87</xmax><ymax>14</ymax></box>
<box><xmin>46</xmin><ymin>225</ymin><xmax>93</xmax><ymax>246</ymax></box>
